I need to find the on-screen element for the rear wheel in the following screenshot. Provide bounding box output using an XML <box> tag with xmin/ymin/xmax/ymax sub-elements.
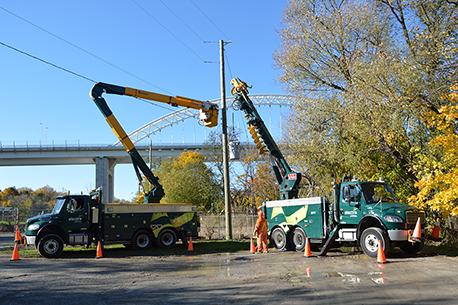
<box><xmin>37</xmin><ymin>234</ymin><xmax>64</xmax><ymax>258</ymax></box>
<box><xmin>359</xmin><ymin>227</ymin><xmax>390</xmax><ymax>258</ymax></box>
<box><xmin>132</xmin><ymin>230</ymin><xmax>153</xmax><ymax>249</ymax></box>
<box><xmin>292</xmin><ymin>227</ymin><xmax>306</xmax><ymax>252</ymax></box>
<box><xmin>271</xmin><ymin>227</ymin><xmax>289</xmax><ymax>251</ymax></box>
<box><xmin>157</xmin><ymin>228</ymin><xmax>177</xmax><ymax>247</ymax></box>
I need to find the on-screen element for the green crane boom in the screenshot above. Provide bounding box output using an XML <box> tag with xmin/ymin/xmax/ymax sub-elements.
<box><xmin>230</xmin><ymin>78</ymin><xmax>302</xmax><ymax>200</ymax></box>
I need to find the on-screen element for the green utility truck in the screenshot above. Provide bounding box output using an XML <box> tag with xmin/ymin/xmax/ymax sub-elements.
<box><xmin>231</xmin><ymin>78</ymin><xmax>425</xmax><ymax>258</ymax></box>
<box><xmin>263</xmin><ymin>179</ymin><xmax>425</xmax><ymax>257</ymax></box>
<box><xmin>24</xmin><ymin>189</ymin><xmax>198</xmax><ymax>258</ymax></box>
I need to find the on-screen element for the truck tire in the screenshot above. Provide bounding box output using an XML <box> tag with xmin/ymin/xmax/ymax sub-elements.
<box><xmin>157</xmin><ymin>228</ymin><xmax>177</xmax><ymax>247</ymax></box>
<box><xmin>37</xmin><ymin>234</ymin><xmax>64</xmax><ymax>258</ymax></box>
<box><xmin>359</xmin><ymin>227</ymin><xmax>390</xmax><ymax>258</ymax></box>
<box><xmin>292</xmin><ymin>227</ymin><xmax>306</xmax><ymax>252</ymax></box>
<box><xmin>271</xmin><ymin>227</ymin><xmax>290</xmax><ymax>251</ymax></box>
<box><xmin>132</xmin><ymin>230</ymin><xmax>153</xmax><ymax>249</ymax></box>
<box><xmin>400</xmin><ymin>241</ymin><xmax>424</xmax><ymax>255</ymax></box>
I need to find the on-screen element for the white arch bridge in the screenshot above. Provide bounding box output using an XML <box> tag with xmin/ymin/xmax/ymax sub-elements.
<box><xmin>116</xmin><ymin>94</ymin><xmax>296</xmax><ymax>146</ymax></box>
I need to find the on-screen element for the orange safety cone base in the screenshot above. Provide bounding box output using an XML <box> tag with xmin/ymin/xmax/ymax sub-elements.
<box><xmin>95</xmin><ymin>241</ymin><xmax>103</xmax><ymax>258</ymax></box>
<box><xmin>250</xmin><ymin>238</ymin><xmax>256</xmax><ymax>254</ymax></box>
<box><xmin>187</xmin><ymin>237</ymin><xmax>194</xmax><ymax>252</ymax></box>
<box><xmin>376</xmin><ymin>240</ymin><xmax>387</xmax><ymax>264</ymax></box>
<box><xmin>10</xmin><ymin>243</ymin><xmax>20</xmax><ymax>261</ymax></box>
<box><xmin>304</xmin><ymin>237</ymin><xmax>313</xmax><ymax>257</ymax></box>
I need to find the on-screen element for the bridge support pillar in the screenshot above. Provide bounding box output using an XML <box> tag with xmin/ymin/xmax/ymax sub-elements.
<box><xmin>95</xmin><ymin>157</ymin><xmax>115</xmax><ymax>203</ymax></box>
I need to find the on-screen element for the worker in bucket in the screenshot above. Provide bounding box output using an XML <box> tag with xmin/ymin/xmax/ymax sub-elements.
<box><xmin>253</xmin><ymin>207</ymin><xmax>268</xmax><ymax>253</ymax></box>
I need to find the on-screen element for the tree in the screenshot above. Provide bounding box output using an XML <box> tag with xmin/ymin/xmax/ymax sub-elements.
<box><xmin>276</xmin><ymin>0</ymin><xmax>457</xmax><ymax>200</ymax></box>
<box><xmin>155</xmin><ymin>151</ymin><xmax>221</xmax><ymax>211</ymax></box>
<box><xmin>409</xmin><ymin>86</ymin><xmax>458</xmax><ymax>217</ymax></box>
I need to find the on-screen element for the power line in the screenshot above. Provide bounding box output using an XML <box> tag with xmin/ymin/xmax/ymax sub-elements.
<box><xmin>0</xmin><ymin>40</ymin><xmax>96</xmax><ymax>83</ymax></box>
<box><xmin>225</xmin><ymin>53</ymin><xmax>233</xmax><ymax>79</ymax></box>
<box><xmin>158</xmin><ymin>0</ymin><xmax>205</xmax><ymax>42</ymax></box>
<box><xmin>130</xmin><ymin>0</ymin><xmax>205</xmax><ymax>63</ymax></box>
<box><xmin>0</xmin><ymin>5</ymin><xmax>171</xmax><ymax>94</ymax></box>
<box><xmin>0</xmin><ymin>40</ymin><xmax>176</xmax><ymax>112</ymax></box>
<box><xmin>189</xmin><ymin>1</ymin><xmax>228</xmax><ymax>39</ymax></box>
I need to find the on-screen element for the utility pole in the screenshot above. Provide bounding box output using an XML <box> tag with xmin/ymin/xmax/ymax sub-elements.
<box><xmin>220</xmin><ymin>39</ymin><xmax>232</xmax><ymax>240</ymax></box>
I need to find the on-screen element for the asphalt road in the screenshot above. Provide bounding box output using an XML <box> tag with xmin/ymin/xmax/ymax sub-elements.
<box><xmin>1</xmin><ymin>249</ymin><xmax>457</xmax><ymax>305</ymax></box>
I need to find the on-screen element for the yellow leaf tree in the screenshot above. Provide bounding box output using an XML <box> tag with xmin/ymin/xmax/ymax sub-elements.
<box><xmin>409</xmin><ymin>86</ymin><xmax>458</xmax><ymax>217</ymax></box>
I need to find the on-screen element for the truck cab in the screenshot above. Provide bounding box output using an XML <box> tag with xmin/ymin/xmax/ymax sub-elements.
<box><xmin>335</xmin><ymin>180</ymin><xmax>424</xmax><ymax>257</ymax></box>
<box><xmin>24</xmin><ymin>194</ymin><xmax>93</xmax><ymax>258</ymax></box>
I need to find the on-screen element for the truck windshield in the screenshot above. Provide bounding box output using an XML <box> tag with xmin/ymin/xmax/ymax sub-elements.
<box><xmin>361</xmin><ymin>183</ymin><xmax>397</xmax><ymax>204</ymax></box>
<box><xmin>51</xmin><ymin>198</ymin><xmax>66</xmax><ymax>214</ymax></box>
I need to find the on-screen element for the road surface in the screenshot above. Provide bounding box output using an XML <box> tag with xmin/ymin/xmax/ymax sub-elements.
<box><xmin>1</xmin><ymin>248</ymin><xmax>457</xmax><ymax>305</ymax></box>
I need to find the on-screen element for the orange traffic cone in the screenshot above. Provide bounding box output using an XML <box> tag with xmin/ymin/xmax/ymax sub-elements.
<box><xmin>14</xmin><ymin>225</ymin><xmax>22</xmax><ymax>243</ymax></box>
<box><xmin>377</xmin><ymin>240</ymin><xmax>387</xmax><ymax>264</ymax></box>
<box><xmin>412</xmin><ymin>217</ymin><xmax>422</xmax><ymax>240</ymax></box>
<box><xmin>187</xmin><ymin>237</ymin><xmax>194</xmax><ymax>252</ymax></box>
<box><xmin>10</xmin><ymin>242</ymin><xmax>20</xmax><ymax>261</ymax></box>
<box><xmin>304</xmin><ymin>237</ymin><xmax>313</xmax><ymax>257</ymax></box>
<box><xmin>250</xmin><ymin>237</ymin><xmax>256</xmax><ymax>254</ymax></box>
<box><xmin>431</xmin><ymin>221</ymin><xmax>440</xmax><ymax>240</ymax></box>
<box><xmin>95</xmin><ymin>240</ymin><xmax>103</xmax><ymax>259</ymax></box>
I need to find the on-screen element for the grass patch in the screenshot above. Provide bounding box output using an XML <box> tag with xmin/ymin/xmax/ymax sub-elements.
<box><xmin>0</xmin><ymin>240</ymin><xmax>250</xmax><ymax>259</ymax></box>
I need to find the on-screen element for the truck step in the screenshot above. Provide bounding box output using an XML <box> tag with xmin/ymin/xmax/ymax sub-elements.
<box><xmin>318</xmin><ymin>225</ymin><xmax>341</xmax><ymax>256</ymax></box>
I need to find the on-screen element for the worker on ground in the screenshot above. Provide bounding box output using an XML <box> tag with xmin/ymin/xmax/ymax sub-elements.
<box><xmin>253</xmin><ymin>207</ymin><xmax>268</xmax><ymax>253</ymax></box>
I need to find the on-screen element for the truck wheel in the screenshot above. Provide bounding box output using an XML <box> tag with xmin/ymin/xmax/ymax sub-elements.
<box><xmin>400</xmin><ymin>241</ymin><xmax>424</xmax><ymax>255</ymax></box>
<box><xmin>292</xmin><ymin>227</ymin><xmax>306</xmax><ymax>252</ymax></box>
<box><xmin>37</xmin><ymin>234</ymin><xmax>64</xmax><ymax>258</ymax></box>
<box><xmin>132</xmin><ymin>230</ymin><xmax>153</xmax><ymax>249</ymax></box>
<box><xmin>157</xmin><ymin>228</ymin><xmax>177</xmax><ymax>247</ymax></box>
<box><xmin>271</xmin><ymin>227</ymin><xmax>290</xmax><ymax>251</ymax></box>
<box><xmin>359</xmin><ymin>227</ymin><xmax>390</xmax><ymax>258</ymax></box>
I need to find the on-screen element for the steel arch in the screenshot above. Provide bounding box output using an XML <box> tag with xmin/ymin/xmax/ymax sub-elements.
<box><xmin>115</xmin><ymin>94</ymin><xmax>297</xmax><ymax>146</ymax></box>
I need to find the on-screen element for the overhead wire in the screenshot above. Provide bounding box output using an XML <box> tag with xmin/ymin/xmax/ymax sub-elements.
<box><xmin>0</xmin><ymin>5</ymin><xmax>171</xmax><ymax>94</ymax></box>
<box><xmin>0</xmin><ymin>40</ymin><xmax>96</xmax><ymax>83</ymax></box>
<box><xmin>130</xmin><ymin>0</ymin><xmax>206</xmax><ymax>63</ymax></box>
<box><xmin>0</xmin><ymin>40</ymin><xmax>176</xmax><ymax>111</ymax></box>
<box><xmin>157</xmin><ymin>0</ymin><xmax>205</xmax><ymax>42</ymax></box>
<box><xmin>189</xmin><ymin>0</ymin><xmax>229</xmax><ymax>39</ymax></box>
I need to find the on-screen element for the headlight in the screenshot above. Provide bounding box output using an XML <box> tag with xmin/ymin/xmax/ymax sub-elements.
<box><xmin>384</xmin><ymin>215</ymin><xmax>403</xmax><ymax>223</ymax></box>
<box><xmin>27</xmin><ymin>223</ymin><xmax>40</xmax><ymax>231</ymax></box>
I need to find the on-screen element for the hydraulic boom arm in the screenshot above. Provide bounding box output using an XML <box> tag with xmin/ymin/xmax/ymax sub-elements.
<box><xmin>230</xmin><ymin>78</ymin><xmax>301</xmax><ymax>200</ymax></box>
<box><xmin>90</xmin><ymin>82</ymin><xmax>218</xmax><ymax>203</ymax></box>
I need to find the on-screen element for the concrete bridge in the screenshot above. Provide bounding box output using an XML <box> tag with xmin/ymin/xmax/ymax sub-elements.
<box><xmin>0</xmin><ymin>143</ymin><xmax>253</xmax><ymax>202</ymax></box>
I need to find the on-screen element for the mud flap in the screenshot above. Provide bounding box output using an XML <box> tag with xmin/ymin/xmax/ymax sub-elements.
<box><xmin>318</xmin><ymin>225</ymin><xmax>341</xmax><ymax>256</ymax></box>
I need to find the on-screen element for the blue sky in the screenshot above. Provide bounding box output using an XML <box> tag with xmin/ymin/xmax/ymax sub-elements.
<box><xmin>0</xmin><ymin>0</ymin><xmax>291</xmax><ymax>200</ymax></box>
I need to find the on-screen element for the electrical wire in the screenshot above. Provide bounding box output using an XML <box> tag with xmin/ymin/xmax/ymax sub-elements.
<box><xmin>158</xmin><ymin>0</ymin><xmax>205</xmax><ymax>42</ymax></box>
<box><xmin>0</xmin><ymin>5</ymin><xmax>171</xmax><ymax>94</ymax></box>
<box><xmin>189</xmin><ymin>0</ymin><xmax>228</xmax><ymax>39</ymax></box>
<box><xmin>0</xmin><ymin>40</ymin><xmax>96</xmax><ymax>83</ymax></box>
<box><xmin>0</xmin><ymin>40</ymin><xmax>176</xmax><ymax>111</ymax></box>
<box><xmin>130</xmin><ymin>0</ymin><xmax>205</xmax><ymax>63</ymax></box>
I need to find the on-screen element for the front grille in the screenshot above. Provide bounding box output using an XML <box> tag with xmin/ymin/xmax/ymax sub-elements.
<box><xmin>405</xmin><ymin>210</ymin><xmax>425</xmax><ymax>224</ymax></box>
